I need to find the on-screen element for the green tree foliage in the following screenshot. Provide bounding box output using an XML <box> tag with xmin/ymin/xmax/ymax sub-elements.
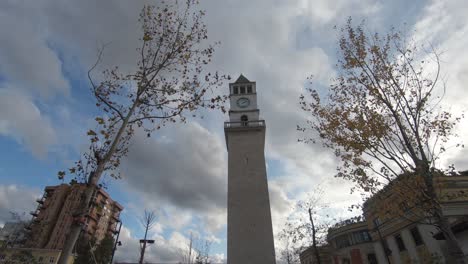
<box><xmin>1</xmin><ymin>250</ymin><xmax>38</xmax><ymax>264</ymax></box>
<box><xmin>94</xmin><ymin>235</ymin><xmax>115</xmax><ymax>264</ymax></box>
<box><xmin>74</xmin><ymin>236</ymin><xmax>94</xmax><ymax>264</ymax></box>
<box><xmin>280</xmin><ymin>189</ymin><xmax>334</xmax><ymax>264</ymax></box>
<box><xmin>299</xmin><ymin>18</ymin><xmax>466</xmax><ymax>262</ymax></box>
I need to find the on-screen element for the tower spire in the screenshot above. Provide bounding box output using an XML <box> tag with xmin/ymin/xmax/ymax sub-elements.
<box><xmin>234</xmin><ymin>74</ymin><xmax>251</xmax><ymax>84</ymax></box>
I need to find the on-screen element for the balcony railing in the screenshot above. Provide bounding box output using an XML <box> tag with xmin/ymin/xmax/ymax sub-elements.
<box><xmin>112</xmin><ymin>214</ymin><xmax>119</xmax><ymax>221</ymax></box>
<box><xmin>224</xmin><ymin>120</ymin><xmax>265</xmax><ymax>129</ymax></box>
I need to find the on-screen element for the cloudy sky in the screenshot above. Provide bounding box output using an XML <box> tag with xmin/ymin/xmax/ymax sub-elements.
<box><xmin>1</xmin><ymin>0</ymin><xmax>468</xmax><ymax>263</ymax></box>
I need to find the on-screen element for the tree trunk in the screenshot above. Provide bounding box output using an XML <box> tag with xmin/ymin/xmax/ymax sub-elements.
<box><xmin>309</xmin><ymin>208</ymin><xmax>321</xmax><ymax>264</ymax></box>
<box><xmin>139</xmin><ymin>241</ymin><xmax>147</xmax><ymax>264</ymax></box>
<box><xmin>58</xmin><ymin>180</ymin><xmax>97</xmax><ymax>264</ymax></box>
<box><xmin>421</xmin><ymin>168</ymin><xmax>466</xmax><ymax>263</ymax></box>
<box><xmin>139</xmin><ymin>224</ymin><xmax>149</xmax><ymax>264</ymax></box>
<box><xmin>58</xmin><ymin>102</ymin><xmax>139</xmax><ymax>264</ymax></box>
<box><xmin>188</xmin><ymin>233</ymin><xmax>193</xmax><ymax>264</ymax></box>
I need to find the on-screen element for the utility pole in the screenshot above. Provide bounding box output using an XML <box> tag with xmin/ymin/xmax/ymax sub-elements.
<box><xmin>110</xmin><ymin>220</ymin><xmax>123</xmax><ymax>264</ymax></box>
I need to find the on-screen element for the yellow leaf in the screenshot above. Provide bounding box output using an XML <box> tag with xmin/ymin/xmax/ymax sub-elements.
<box><xmin>143</xmin><ymin>33</ymin><xmax>152</xmax><ymax>41</ymax></box>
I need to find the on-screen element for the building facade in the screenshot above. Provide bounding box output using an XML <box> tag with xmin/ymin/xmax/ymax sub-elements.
<box><xmin>363</xmin><ymin>173</ymin><xmax>468</xmax><ymax>263</ymax></box>
<box><xmin>300</xmin><ymin>173</ymin><xmax>468</xmax><ymax>264</ymax></box>
<box><xmin>299</xmin><ymin>245</ymin><xmax>333</xmax><ymax>264</ymax></box>
<box><xmin>224</xmin><ymin>75</ymin><xmax>276</xmax><ymax>264</ymax></box>
<box><xmin>25</xmin><ymin>183</ymin><xmax>123</xmax><ymax>250</ymax></box>
<box><xmin>327</xmin><ymin>221</ymin><xmax>377</xmax><ymax>264</ymax></box>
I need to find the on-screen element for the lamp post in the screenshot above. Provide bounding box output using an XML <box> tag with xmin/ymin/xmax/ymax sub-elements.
<box><xmin>110</xmin><ymin>220</ymin><xmax>123</xmax><ymax>264</ymax></box>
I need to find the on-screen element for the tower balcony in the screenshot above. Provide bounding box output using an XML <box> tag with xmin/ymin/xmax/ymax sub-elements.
<box><xmin>224</xmin><ymin>120</ymin><xmax>265</xmax><ymax>129</ymax></box>
<box><xmin>36</xmin><ymin>198</ymin><xmax>45</xmax><ymax>204</ymax></box>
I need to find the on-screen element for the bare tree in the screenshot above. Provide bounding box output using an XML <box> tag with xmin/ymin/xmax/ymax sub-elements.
<box><xmin>299</xmin><ymin>18</ymin><xmax>466</xmax><ymax>262</ymax></box>
<box><xmin>180</xmin><ymin>233</ymin><xmax>212</xmax><ymax>264</ymax></box>
<box><xmin>2</xmin><ymin>211</ymin><xmax>28</xmax><ymax>248</ymax></box>
<box><xmin>278</xmin><ymin>232</ymin><xmax>299</xmax><ymax>264</ymax></box>
<box><xmin>194</xmin><ymin>239</ymin><xmax>211</xmax><ymax>264</ymax></box>
<box><xmin>139</xmin><ymin>210</ymin><xmax>157</xmax><ymax>264</ymax></box>
<box><xmin>180</xmin><ymin>233</ymin><xmax>195</xmax><ymax>264</ymax></box>
<box><xmin>280</xmin><ymin>189</ymin><xmax>334</xmax><ymax>264</ymax></box>
<box><xmin>57</xmin><ymin>1</ymin><xmax>228</xmax><ymax>263</ymax></box>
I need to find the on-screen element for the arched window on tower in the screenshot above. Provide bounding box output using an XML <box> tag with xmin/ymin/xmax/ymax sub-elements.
<box><xmin>241</xmin><ymin>115</ymin><xmax>248</xmax><ymax>126</ymax></box>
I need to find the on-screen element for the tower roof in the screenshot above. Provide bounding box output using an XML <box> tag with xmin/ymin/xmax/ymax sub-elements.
<box><xmin>234</xmin><ymin>74</ymin><xmax>251</xmax><ymax>84</ymax></box>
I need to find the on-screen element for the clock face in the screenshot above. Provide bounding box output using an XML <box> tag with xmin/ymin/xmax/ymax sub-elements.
<box><xmin>237</xmin><ymin>97</ymin><xmax>250</xmax><ymax>108</ymax></box>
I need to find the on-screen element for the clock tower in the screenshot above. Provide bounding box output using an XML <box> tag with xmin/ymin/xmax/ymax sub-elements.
<box><xmin>224</xmin><ymin>75</ymin><xmax>276</xmax><ymax>264</ymax></box>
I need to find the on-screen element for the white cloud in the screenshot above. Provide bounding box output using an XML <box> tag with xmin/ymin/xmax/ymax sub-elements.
<box><xmin>0</xmin><ymin>185</ymin><xmax>41</xmax><ymax>225</ymax></box>
<box><xmin>2</xmin><ymin>0</ymin><xmax>468</xmax><ymax>261</ymax></box>
<box><xmin>115</xmin><ymin>226</ymin><xmax>218</xmax><ymax>263</ymax></box>
<box><xmin>0</xmin><ymin>3</ymin><xmax>69</xmax><ymax>98</ymax></box>
<box><xmin>122</xmin><ymin>122</ymin><xmax>227</xmax><ymax>215</ymax></box>
<box><xmin>0</xmin><ymin>89</ymin><xmax>57</xmax><ymax>158</ymax></box>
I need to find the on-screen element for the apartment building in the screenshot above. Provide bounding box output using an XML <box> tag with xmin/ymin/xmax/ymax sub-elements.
<box><xmin>25</xmin><ymin>183</ymin><xmax>123</xmax><ymax>249</ymax></box>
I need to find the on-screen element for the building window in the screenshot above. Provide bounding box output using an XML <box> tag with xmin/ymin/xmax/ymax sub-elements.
<box><xmin>233</xmin><ymin>86</ymin><xmax>239</xmax><ymax>94</ymax></box>
<box><xmin>410</xmin><ymin>227</ymin><xmax>424</xmax><ymax>246</ymax></box>
<box><xmin>247</xmin><ymin>85</ymin><xmax>252</xmax><ymax>93</ymax></box>
<box><xmin>352</xmin><ymin>230</ymin><xmax>371</xmax><ymax>244</ymax></box>
<box><xmin>240</xmin><ymin>86</ymin><xmax>246</xmax><ymax>94</ymax></box>
<box><xmin>395</xmin><ymin>234</ymin><xmax>406</xmax><ymax>251</ymax></box>
<box><xmin>335</xmin><ymin>234</ymin><xmax>350</xmax><ymax>248</ymax></box>
<box><xmin>241</xmin><ymin>115</ymin><xmax>248</xmax><ymax>126</ymax></box>
<box><xmin>49</xmin><ymin>256</ymin><xmax>55</xmax><ymax>263</ymax></box>
<box><xmin>38</xmin><ymin>256</ymin><xmax>44</xmax><ymax>263</ymax></box>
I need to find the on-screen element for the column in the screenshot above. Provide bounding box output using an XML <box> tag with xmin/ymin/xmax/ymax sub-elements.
<box><xmin>417</xmin><ymin>224</ymin><xmax>445</xmax><ymax>262</ymax></box>
<box><xmin>400</xmin><ymin>228</ymin><xmax>420</xmax><ymax>263</ymax></box>
<box><xmin>373</xmin><ymin>241</ymin><xmax>388</xmax><ymax>264</ymax></box>
<box><xmin>386</xmin><ymin>236</ymin><xmax>401</xmax><ymax>264</ymax></box>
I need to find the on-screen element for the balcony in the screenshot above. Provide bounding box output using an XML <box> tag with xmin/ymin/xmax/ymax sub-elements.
<box><xmin>108</xmin><ymin>225</ymin><xmax>117</xmax><ymax>233</ymax></box>
<box><xmin>111</xmin><ymin>213</ymin><xmax>120</xmax><ymax>221</ymax></box>
<box><xmin>224</xmin><ymin>120</ymin><xmax>265</xmax><ymax>129</ymax></box>
<box><xmin>30</xmin><ymin>211</ymin><xmax>39</xmax><ymax>217</ymax></box>
<box><xmin>36</xmin><ymin>198</ymin><xmax>45</xmax><ymax>204</ymax></box>
<box><xmin>87</xmin><ymin>212</ymin><xmax>99</xmax><ymax>221</ymax></box>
